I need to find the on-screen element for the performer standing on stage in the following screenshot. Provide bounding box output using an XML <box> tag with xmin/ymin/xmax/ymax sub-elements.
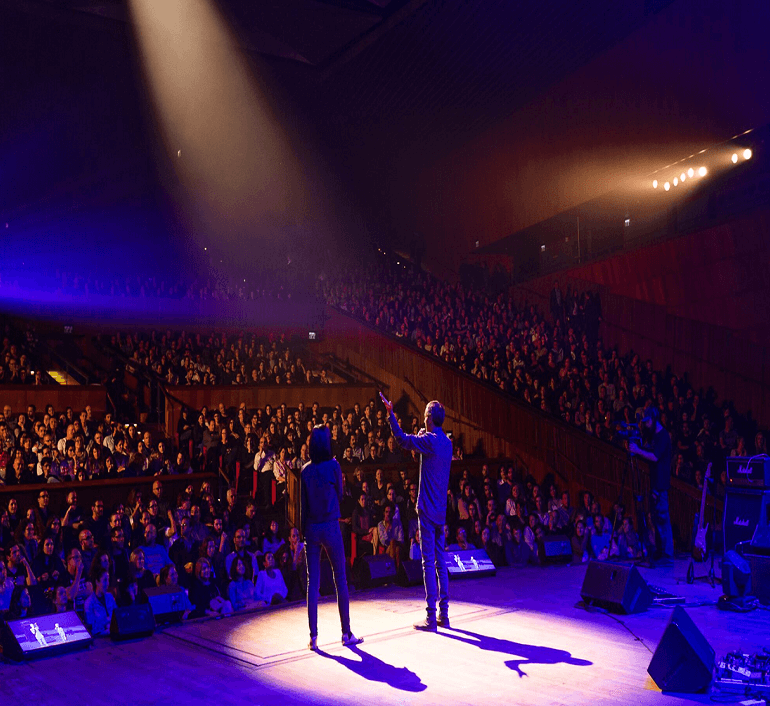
<box><xmin>301</xmin><ymin>425</ymin><xmax>363</xmax><ymax>650</ymax></box>
<box><xmin>380</xmin><ymin>393</ymin><xmax>452</xmax><ymax>632</ymax></box>
<box><xmin>629</xmin><ymin>407</ymin><xmax>674</xmax><ymax>560</ymax></box>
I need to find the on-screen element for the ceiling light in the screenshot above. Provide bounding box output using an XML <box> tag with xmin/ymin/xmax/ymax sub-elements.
<box><xmin>743</xmin><ymin>148</ymin><xmax>752</xmax><ymax>160</ymax></box>
<box><xmin>698</xmin><ymin>167</ymin><xmax>707</xmax><ymax>177</ymax></box>
<box><xmin>687</xmin><ymin>168</ymin><xmax>694</xmax><ymax>178</ymax></box>
<box><xmin>664</xmin><ymin>182</ymin><xmax>670</xmax><ymax>191</ymax></box>
<box><xmin>652</xmin><ymin>180</ymin><xmax>658</xmax><ymax>189</ymax></box>
<box><xmin>732</xmin><ymin>153</ymin><xmax>739</xmax><ymax>164</ymax></box>
<box><xmin>680</xmin><ymin>173</ymin><xmax>686</xmax><ymax>182</ymax></box>
<box><xmin>673</xmin><ymin>177</ymin><xmax>678</xmax><ymax>186</ymax></box>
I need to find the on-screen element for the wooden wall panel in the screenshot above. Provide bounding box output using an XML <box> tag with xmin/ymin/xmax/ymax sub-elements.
<box><xmin>0</xmin><ymin>386</ymin><xmax>108</xmax><ymax>414</ymax></box>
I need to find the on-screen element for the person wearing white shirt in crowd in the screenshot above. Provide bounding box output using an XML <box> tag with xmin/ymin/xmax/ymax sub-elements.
<box><xmin>253</xmin><ymin>552</ymin><xmax>288</xmax><ymax>605</ymax></box>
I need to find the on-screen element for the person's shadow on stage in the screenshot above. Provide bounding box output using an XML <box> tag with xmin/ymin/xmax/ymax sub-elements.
<box><xmin>315</xmin><ymin>644</ymin><xmax>427</xmax><ymax>692</ymax></box>
<box><xmin>439</xmin><ymin>627</ymin><xmax>592</xmax><ymax>677</ymax></box>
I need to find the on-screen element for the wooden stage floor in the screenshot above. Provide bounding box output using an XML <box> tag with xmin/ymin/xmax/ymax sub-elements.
<box><xmin>3</xmin><ymin>559</ymin><xmax>769</xmax><ymax>705</ymax></box>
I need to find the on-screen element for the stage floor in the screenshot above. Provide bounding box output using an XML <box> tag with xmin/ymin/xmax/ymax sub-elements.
<box><xmin>3</xmin><ymin>559</ymin><xmax>769</xmax><ymax>705</ymax></box>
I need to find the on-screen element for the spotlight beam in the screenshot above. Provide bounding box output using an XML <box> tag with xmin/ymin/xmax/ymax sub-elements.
<box><xmin>128</xmin><ymin>0</ymin><xmax>314</xmax><ymax>239</ymax></box>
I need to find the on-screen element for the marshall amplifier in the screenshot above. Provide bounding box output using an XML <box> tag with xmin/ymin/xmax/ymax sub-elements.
<box><xmin>723</xmin><ymin>488</ymin><xmax>770</xmax><ymax>554</ymax></box>
<box><xmin>726</xmin><ymin>456</ymin><xmax>770</xmax><ymax>489</ymax></box>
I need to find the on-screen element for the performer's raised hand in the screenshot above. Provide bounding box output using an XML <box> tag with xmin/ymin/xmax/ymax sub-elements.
<box><xmin>379</xmin><ymin>391</ymin><xmax>393</xmax><ymax>414</ymax></box>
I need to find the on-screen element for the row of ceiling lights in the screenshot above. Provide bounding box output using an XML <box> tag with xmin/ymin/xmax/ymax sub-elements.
<box><xmin>652</xmin><ymin>148</ymin><xmax>752</xmax><ymax>192</ymax></box>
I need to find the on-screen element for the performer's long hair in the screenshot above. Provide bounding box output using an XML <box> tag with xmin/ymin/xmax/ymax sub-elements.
<box><xmin>308</xmin><ymin>425</ymin><xmax>332</xmax><ymax>464</ymax></box>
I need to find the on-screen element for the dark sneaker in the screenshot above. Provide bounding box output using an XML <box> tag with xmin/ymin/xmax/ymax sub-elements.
<box><xmin>414</xmin><ymin>619</ymin><xmax>438</xmax><ymax>632</ymax></box>
<box><xmin>342</xmin><ymin>632</ymin><xmax>364</xmax><ymax>646</ymax></box>
<box><xmin>437</xmin><ymin>614</ymin><xmax>450</xmax><ymax>628</ymax></box>
<box><xmin>308</xmin><ymin>637</ymin><xmax>318</xmax><ymax>651</ymax></box>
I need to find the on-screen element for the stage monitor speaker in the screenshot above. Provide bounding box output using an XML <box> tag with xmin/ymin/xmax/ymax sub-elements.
<box><xmin>580</xmin><ymin>561</ymin><xmax>652</xmax><ymax>614</ymax></box>
<box><xmin>356</xmin><ymin>555</ymin><xmax>397</xmax><ymax>589</ymax></box>
<box><xmin>110</xmin><ymin>603</ymin><xmax>155</xmax><ymax>641</ymax></box>
<box><xmin>723</xmin><ymin>489</ymin><xmax>770</xmax><ymax>554</ymax></box>
<box><xmin>540</xmin><ymin>535</ymin><xmax>572</xmax><ymax>565</ymax></box>
<box><xmin>397</xmin><ymin>559</ymin><xmax>424</xmax><ymax>587</ymax></box>
<box><xmin>1</xmin><ymin>611</ymin><xmax>92</xmax><ymax>661</ymax></box>
<box><xmin>445</xmin><ymin>549</ymin><xmax>496</xmax><ymax>579</ymax></box>
<box><xmin>647</xmin><ymin>606</ymin><xmax>714</xmax><ymax>693</ymax></box>
<box><xmin>145</xmin><ymin>586</ymin><xmax>188</xmax><ymax>624</ymax></box>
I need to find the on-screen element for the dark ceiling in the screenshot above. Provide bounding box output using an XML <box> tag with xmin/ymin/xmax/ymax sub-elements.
<box><xmin>5</xmin><ymin>0</ymin><xmax>674</xmax><ymax>165</ymax></box>
<box><xmin>0</xmin><ymin>0</ymin><xmax>677</xmax><ymax>230</ymax></box>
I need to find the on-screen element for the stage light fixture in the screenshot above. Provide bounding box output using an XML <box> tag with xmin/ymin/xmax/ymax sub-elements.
<box><xmin>664</xmin><ymin>182</ymin><xmax>670</xmax><ymax>191</ymax></box>
<box><xmin>680</xmin><ymin>172</ymin><xmax>686</xmax><ymax>182</ymax></box>
<box><xmin>698</xmin><ymin>167</ymin><xmax>707</xmax><ymax>177</ymax></box>
<box><xmin>732</xmin><ymin>153</ymin><xmax>739</xmax><ymax>164</ymax></box>
<box><xmin>687</xmin><ymin>168</ymin><xmax>694</xmax><ymax>178</ymax></box>
<box><xmin>652</xmin><ymin>180</ymin><xmax>658</xmax><ymax>189</ymax></box>
<box><xmin>743</xmin><ymin>148</ymin><xmax>752</xmax><ymax>160</ymax></box>
<box><xmin>673</xmin><ymin>177</ymin><xmax>678</xmax><ymax>186</ymax></box>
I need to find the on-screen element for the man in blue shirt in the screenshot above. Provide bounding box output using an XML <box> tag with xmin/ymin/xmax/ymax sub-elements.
<box><xmin>381</xmin><ymin>394</ymin><xmax>452</xmax><ymax>631</ymax></box>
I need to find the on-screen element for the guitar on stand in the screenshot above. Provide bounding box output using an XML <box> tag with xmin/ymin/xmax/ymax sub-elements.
<box><xmin>687</xmin><ymin>463</ymin><xmax>714</xmax><ymax>585</ymax></box>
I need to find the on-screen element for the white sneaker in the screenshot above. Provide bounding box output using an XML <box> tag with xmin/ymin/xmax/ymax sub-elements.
<box><xmin>342</xmin><ymin>632</ymin><xmax>364</xmax><ymax>646</ymax></box>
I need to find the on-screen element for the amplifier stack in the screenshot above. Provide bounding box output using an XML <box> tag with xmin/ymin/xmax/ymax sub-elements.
<box><xmin>724</xmin><ymin>456</ymin><xmax>770</xmax><ymax>555</ymax></box>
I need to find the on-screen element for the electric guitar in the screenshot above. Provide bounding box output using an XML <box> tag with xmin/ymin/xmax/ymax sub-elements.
<box><xmin>692</xmin><ymin>463</ymin><xmax>712</xmax><ymax>562</ymax></box>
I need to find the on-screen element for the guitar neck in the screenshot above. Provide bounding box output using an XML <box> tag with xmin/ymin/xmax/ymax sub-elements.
<box><xmin>697</xmin><ymin>464</ymin><xmax>711</xmax><ymax>529</ymax></box>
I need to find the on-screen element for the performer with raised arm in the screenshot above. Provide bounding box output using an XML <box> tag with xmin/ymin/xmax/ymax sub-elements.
<box><xmin>380</xmin><ymin>393</ymin><xmax>452</xmax><ymax>632</ymax></box>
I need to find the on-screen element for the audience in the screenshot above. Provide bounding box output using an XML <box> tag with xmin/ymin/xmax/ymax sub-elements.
<box><xmin>321</xmin><ymin>252</ymin><xmax>764</xmax><ymax>497</ymax></box>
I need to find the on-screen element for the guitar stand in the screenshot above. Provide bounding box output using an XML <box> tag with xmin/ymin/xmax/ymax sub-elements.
<box><xmin>685</xmin><ymin>484</ymin><xmax>720</xmax><ymax>588</ymax></box>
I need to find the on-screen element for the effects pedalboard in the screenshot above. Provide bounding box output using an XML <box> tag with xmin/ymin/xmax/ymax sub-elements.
<box><xmin>714</xmin><ymin>650</ymin><xmax>770</xmax><ymax>701</ymax></box>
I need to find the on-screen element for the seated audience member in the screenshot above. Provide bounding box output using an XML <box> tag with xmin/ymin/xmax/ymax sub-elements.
<box><xmin>0</xmin><ymin>561</ymin><xmax>14</xmax><ymax>614</ymax></box>
<box><xmin>590</xmin><ymin>515</ymin><xmax>611</xmax><ymax>560</ymax></box>
<box><xmin>571</xmin><ymin>520</ymin><xmax>590</xmax><ymax>563</ymax></box>
<box><xmin>59</xmin><ymin>547</ymin><xmax>93</xmax><ymax>612</ymax></box>
<box><xmin>262</xmin><ymin>520</ymin><xmax>285</xmax><ymax>556</ymax></box>
<box><xmin>409</xmin><ymin>529</ymin><xmax>422</xmax><ymax>562</ymax></box>
<box><xmin>84</xmin><ymin>566</ymin><xmax>117</xmax><ymax>635</ymax></box>
<box><xmin>169</xmin><ymin>517</ymin><xmax>199</xmax><ymax>584</ymax></box>
<box><xmin>482</xmin><ymin>527</ymin><xmax>505</xmax><ymax>567</ymax></box>
<box><xmin>189</xmin><ymin>558</ymin><xmax>232</xmax><ymax>618</ymax></box>
<box><xmin>117</xmin><ymin>576</ymin><xmax>143</xmax><ymax>608</ymax></box>
<box><xmin>351</xmin><ymin>493</ymin><xmax>376</xmax><ymax>555</ymax></box>
<box><xmin>279</xmin><ymin>528</ymin><xmax>306</xmax><ymax>600</ymax></box>
<box><xmin>224</xmin><ymin>528</ymin><xmax>255</xmax><ymax>580</ymax></box>
<box><xmin>227</xmin><ymin>557</ymin><xmax>257</xmax><ymax>611</ymax></box>
<box><xmin>200</xmin><ymin>537</ymin><xmax>228</xmax><ymax>590</ymax></box>
<box><xmin>129</xmin><ymin>548</ymin><xmax>157</xmax><ymax>591</ymax></box>
<box><xmin>469</xmin><ymin>519</ymin><xmax>484</xmax><ymax>549</ymax></box>
<box><xmin>523</xmin><ymin>514</ymin><xmax>538</xmax><ymax>552</ymax></box>
<box><xmin>51</xmin><ymin>585</ymin><xmax>70</xmax><ymax>613</ymax></box>
<box><xmin>157</xmin><ymin>564</ymin><xmax>193</xmax><ymax>618</ymax></box>
<box><xmin>447</xmin><ymin>527</ymin><xmax>474</xmax><ymax>551</ymax></box>
<box><xmin>110</xmin><ymin>527</ymin><xmax>130</xmax><ymax>588</ymax></box>
<box><xmin>32</xmin><ymin>536</ymin><xmax>66</xmax><ymax>590</ymax></box>
<box><xmin>6</xmin><ymin>544</ymin><xmax>36</xmax><ymax>587</ymax></box>
<box><xmin>8</xmin><ymin>585</ymin><xmax>35</xmax><ymax>620</ymax></box>
<box><xmin>376</xmin><ymin>504</ymin><xmax>404</xmax><ymax>565</ymax></box>
<box><xmin>506</xmin><ymin>526</ymin><xmax>537</xmax><ymax>567</ymax></box>
<box><xmin>78</xmin><ymin>529</ymin><xmax>97</xmax><ymax>573</ymax></box>
<box><xmin>142</xmin><ymin>524</ymin><xmax>172</xmax><ymax>577</ymax></box>
<box><xmin>613</xmin><ymin>517</ymin><xmax>641</xmax><ymax>559</ymax></box>
<box><xmin>90</xmin><ymin>550</ymin><xmax>116</xmax><ymax>592</ymax></box>
<box><xmin>254</xmin><ymin>552</ymin><xmax>288</xmax><ymax>606</ymax></box>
